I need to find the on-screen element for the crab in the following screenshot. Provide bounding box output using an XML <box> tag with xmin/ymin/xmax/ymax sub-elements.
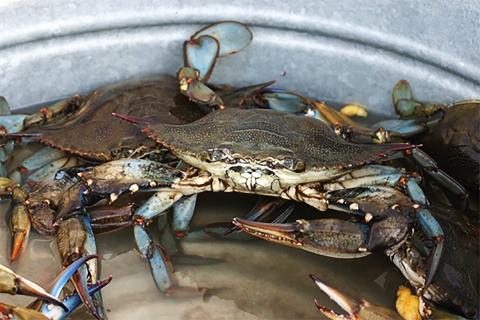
<box><xmin>0</xmin><ymin>21</ymin><xmax>269</xmax><ymax>319</ymax></box>
<box><xmin>1</xmin><ymin>20</ymin><xmax>337</xmax><ymax>319</ymax></box>
<box><xmin>178</xmin><ymin>73</ymin><xmax>468</xmax><ymax>215</ymax></box>
<box><xmin>390</xmin><ymin>80</ymin><xmax>480</xmax><ymax>193</ymax></box>
<box><xmin>0</xmin><ymin>20</ymin><xmax>256</xmax><ymax>183</ymax></box>
<box><xmin>0</xmin><ymin>20</ymin><xmax>474</xmax><ymax>320</ymax></box>
<box><xmin>308</xmin><ymin>272</ymin><xmax>477</xmax><ymax>320</ymax></box>
<box><xmin>235</xmin><ymin>200</ymin><xmax>479</xmax><ymax>319</ymax></box>
<box><xmin>58</xmin><ymin>106</ymin><xmax>459</xmax><ymax>302</ymax></box>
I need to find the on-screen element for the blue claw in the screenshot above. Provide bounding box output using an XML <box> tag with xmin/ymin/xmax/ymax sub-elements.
<box><xmin>28</xmin><ymin>254</ymin><xmax>102</xmax><ymax>315</ymax></box>
<box><xmin>191</xmin><ymin>21</ymin><xmax>253</xmax><ymax>57</ymax></box>
<box><xmin>56</xmin><ymin>214</ymin><xmax>104</xmax><ymax>320</ymax></box>
<box><xmin>48</xmin><ymin>254</ymin><xmax>99</xmax><ymax>299</ymax></box>
<box><xmin>184</xmin><ymin>35</ymin><xmax>219</xmax><ymax>82</ymax></box>
<box><xmin>416</xmin><ymin>208</ymin><xmax>444</xmax><ymax>292</ymax></box>
<box><xmin>41</xmin><ymin>277</ymin><xmax>112</xmax><ymax>320</ymax></box>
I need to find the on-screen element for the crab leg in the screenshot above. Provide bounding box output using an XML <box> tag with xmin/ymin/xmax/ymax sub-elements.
<box><xmin>233</xmin><ymin>217</ymin><xmax>372</xmax><ymax>259</ymax></box>
<box><xmin>8</xmin><ymin>205</ymin><xmax>30</xmax><ymax>264</ymax></box>
<box><xmin>0</xmin><ymin>141</ymin><xmax>14</xmax><ymax>177</ymax></box>
<box><xmin>320</xmin><ymin>164</ymin><xmax>427</xmax><ymax>205</ymax></box>
<box><xmin>27</xmin><ymin>254</ymin><xmax>99</xmax><ymax>309</ymax></box>
<box><xmin>89</xmin><ymin>204</ymin><xmax>134</xmax><ymax>235</ymax></box>
<box><xmin>0</xmin><ymin>103</ymin><xmax>23</xmax><ymax>181</ymax></box>
<box><xmin>172</xmin><ymin>194</ymin><xmax>198</xmax><ymax>237</ymax></box>
<box><xmin>134</xmin><ymin>222</ymin><xmax>179</xmax><ymax>293</ymax></box>
<box><xmin>233</xmin><ymin>188</ymin><xmax>415</xmax><ymax>255</ymax></box>
<box><xmin>178</xmin><ymin>67</ymin><xmax>224</xmax><ymax>107</ymax></box>
<box><xmin>22</xmin><ymin>95</ymin><xmax>83</xmax><ymax>128</ymax></box>
<box><xmin>184</xmin><ymin>21</ymin><xmax>253</xmax><ymax>82</ymax></box>
<box><xmin>0</xmin><ymin>114</ymin><xmax>28</xmax><ymax>135</ymax></box>
<box><xmin>8</xmin><ymin>147</ymin><xmax>66</xmax><ymax>183</ymax></box>
<box><xmin>234</xmin><ymin>186</ymin><xmax>445</xmax><ymax>298</ymax></box>
<box><xmin>392</xmin><ymin>79</ymin><xmax>447</xmax><ymax>118</ymax></box>
<box><xmin>23</xmin><ymin>155</ymin><xmax>80</xmax><ymax>192</ymax></box>
<box><xmin>77</xmin><ymin>159</ymin><xmax>194</xmax><ymax>294</ymax></box>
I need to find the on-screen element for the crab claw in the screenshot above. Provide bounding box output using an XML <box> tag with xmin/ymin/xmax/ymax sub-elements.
<box><xmin>0</xmin><ymin>302</ymin><xmax>50</xmax><ymax>320</ymax></box>
<box><xmin>35</xmin><ymin>276</ymin><xmax>113</xmax><ymax>320</ymax></box>
<box><xmin>223</xmin><ymin>197</ymin><xmax>294</xmax><ymax>236</ymax></box>
<box><xmin>0</xmin><ymin>264</ymin><xmax>67</xmax><ymax>311</ymax></box>
<box><xmin>27</xmin><ymin>254</ymin><xmax>100</xmax><ymax>312</ymax></box>
<box><xmin>231</xmin><ymin>217</ymin><xmax>371</xmax><ymax>258</ymax></box>
<box><xmin>57</xmin><ymin>214</ymin><xmax>105</xmax><ymax>319</ymax></box>
<box><xmin>9</xmin><ymin>204</ymin><xmax>30</xmax><ymax>264</ymax></box>
<box><xmin>309</xmin><ymin>274</ymin><xmax>400</xmax><ymax>320</ymax></box>
<box><xmin>48</xmin><ymin>254</ymin><xmax>99</xmax><ymax>299</ymax></box>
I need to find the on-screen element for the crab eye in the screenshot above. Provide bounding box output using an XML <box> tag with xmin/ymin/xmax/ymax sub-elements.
<box><xmin>294</xmin><ymin>160</ymin><xmax>305</xmax><ymax>172</ymax></box>
<box><xmin>212</xmin><ymin>149</ymin><xmax>224</xmax><ymax>160</ymax></box>
<box><xmin>279</xmin><ymin>157</ymin><xmax>305</xmax><ymax>172</ymax></box>
<box><xmin>197</xmin><ymin>150</ymin><xmax>210</xmax><ymax>162</ymax></box>
<box><xmin>282</xmin><ymin>157</ymin><xmax>294</xmax><ymax>168</ymax></box>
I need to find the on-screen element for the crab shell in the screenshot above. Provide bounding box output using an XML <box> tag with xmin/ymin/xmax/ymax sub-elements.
<box><xmin>413</xmin><ymin>101</ymin><xmax>480</xmax><ymax>191</ymax></box>
<box><xmin>115</xmin><ymin>108</ymin><xmax>417</xmax><ymax>192</ymax></box>
<box><xmin>21</xmin><ymin>75</ymin><xmax>207</xmax><ymax>162</ymax></box>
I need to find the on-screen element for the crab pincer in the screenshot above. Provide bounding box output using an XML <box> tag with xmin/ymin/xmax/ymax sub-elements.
<box><xmin>56</xmin><ymin>214</ymin><xmax>106</xmax><ymax>319</ymax></box>
<box><xmin>0</xmin><ymin>264</ymin><xmax>67</xmax><ymax>311</ymax></box>
<box><xmin>308</xmin><ymin>274</ymin><xmax>401</xmax><ymax>320</ymax></box>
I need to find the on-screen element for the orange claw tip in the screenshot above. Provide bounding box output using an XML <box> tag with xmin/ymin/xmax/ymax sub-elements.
<box><xmin>175</xmin><ymin>231</ymin><xmax>188</xmax><ymax>238</ymax></box>
<box><xmin>9</xmin><ymin>238</ymin><xmax>23</xmax><ymax>264</ymax></box>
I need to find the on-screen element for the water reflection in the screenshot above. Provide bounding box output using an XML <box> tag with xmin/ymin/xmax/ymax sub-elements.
<box><xmin>0</xmin><ymin>192</ymin><xmax>406</xmax><ymax>319</ymax></box>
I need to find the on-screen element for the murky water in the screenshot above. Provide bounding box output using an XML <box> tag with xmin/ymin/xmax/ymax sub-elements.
<box><xmin>1</xmin><ymin>191</ymin><xmax>408</xmax><ymax>319</ymax></box>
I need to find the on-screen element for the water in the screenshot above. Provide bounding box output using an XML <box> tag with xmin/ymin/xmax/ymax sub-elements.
<box><xmin>0</xmin><ymin>102</ymin><xmax>408</xmax><ymax>319</ymax></box>
<box><xmin>0</xmin><ymin>192</ymin><xmax>407</xmax><ymax>319</ymax></box>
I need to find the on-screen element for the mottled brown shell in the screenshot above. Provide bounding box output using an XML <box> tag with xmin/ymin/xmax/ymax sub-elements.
<box><xmin>134</xmin><ymin>108</ymin><xmax>415</xmax><ymax>171</ymax></box>
<box><xmin>24</xmin><ymin>75</ymin><xmax>206</xmax><ymax>161</ymax></box>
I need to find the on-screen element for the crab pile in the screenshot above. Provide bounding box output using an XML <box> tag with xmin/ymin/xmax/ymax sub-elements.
<box><xmin>0</xmin><ymin>21</ymin><xmax>478</xmax><ymax>320</ymax></box>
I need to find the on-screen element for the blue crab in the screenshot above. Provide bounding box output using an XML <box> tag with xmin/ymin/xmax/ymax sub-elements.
<box><xmin>179</xmin><ymin>71</ymin><xmax>469</xmax><ymax>215</ymax></box>
<box><xmin>1</xmin><ymin>20</ymin><xmax>473</xmax><ymax>320</ymax></box>
<box><xmin>235</xmin><ymin>201</ymin><xmax>479</xmax><ymax>319</ymax></box>
<box><xmin>0</xmin><ymin>21</ymin><xmax>285</xmax><ymax>319</ymax></box>
<box><xmin>390</xmin><ymin>80</ymin><xmax>480</xmax><ymax>193</ymax></box>
<box><xmin>67</xmin><ymin>106</ymin><xmax>457</xmax><ymax>302</ymax></box>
